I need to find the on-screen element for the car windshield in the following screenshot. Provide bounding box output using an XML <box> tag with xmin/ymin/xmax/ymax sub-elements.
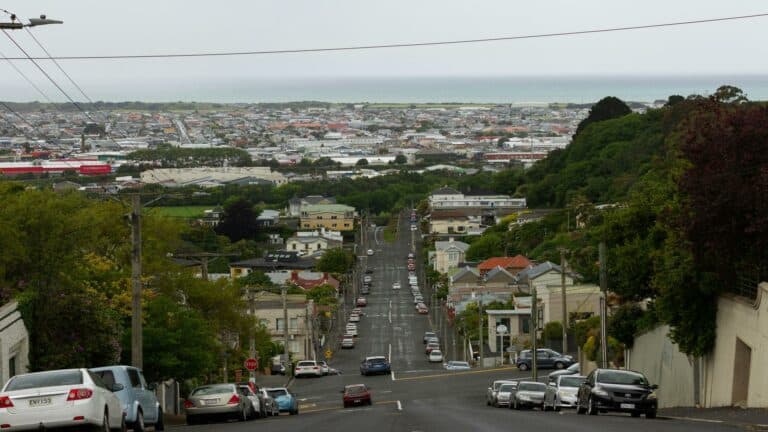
<box><xmin>560</xmin><ymin>377</ymin><xmax>585</xmax><ymax>387</ymax></box>
<box><xmin>431</xmin><ymin>350</ymin><xmax>442</xmax><ymax>355</ymax></box>
<box><xmin>370</xmin><ymin>358</ymin><xmax>387</xmax><ymax>364</ymax></box>
<box><xmin>5</xmin><ymin>370</ymin><xmax>83</xmax><ymax>391</ymax></box>
<box><xmin>268</xmin><ymin>389</ymin><xmax>288</xmax><ymax>398</ymax></box>
<box><xmin>297</xmin><ymin>362</ymin><xmax>315</xmax><ymax>367</ymax></box>
<box><xmin>567</xmin><ymin>363</ymin><xmax>580</xmax><ymax>372</ymax></box>
<box><xmin>191</xmin><ymin>384</ymin><xmax>234</xmax><ymax>396</ymax></box>
<box><xmin>518</xmin><ymin>382</ymin><xmax>546</xmax><ymax>391</ymax></box>
<box><xmin>598</xmin><ymin>370</ymin><xmax>649</xmax><ymax>385</ymax></box>
<box><xmin>499</xmin><ymin>384</ymin><xmax>515</xmax><ymax>392</ymax></box>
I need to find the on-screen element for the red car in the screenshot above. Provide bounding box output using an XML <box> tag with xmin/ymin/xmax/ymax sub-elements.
<box><xmin>417</xmin><ymin>305</ymin><xmax>429</xmax><ymax>314</ymax></box>
<box><xmin>342</xmin><ymin>384</ymin><xmax>372</xmax><ymax>407</ymax></box>
<box><xmin>407</xmin><ymin>263</ymin><xmax>416</xmax><ymax>271</ymax></box>
<box><xmin>356</xmin><ymin>297</ymin><xmax>368</xmax><ymax>307</ymax></box>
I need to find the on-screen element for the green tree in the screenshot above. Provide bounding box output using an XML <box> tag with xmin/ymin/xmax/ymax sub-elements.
<box><xmin>465</xmin><ymin>233</ymin><xmax>505</xmax><ymax>261</ymax></box>
<box><xmin>575</xmin><ymin>96</ymin><xmax>631</xmax><ymax>137</ymax></box>
<box><xmin>394</xmin><ymin>154</ymin><xmax>407</xmax><ymax>164</ymax></box>
<box><xmin>316</xmin><ymin>248</ymin><xmax>354</xmax><ymax>274</ymax></box>
<box><xmin>215</xmin><ymin>198</ymin><xmax>258</xmax><ymax>242</ymax></box>
<box><xmin>356</xmin><ymin>158</ymin><xmax>369</xmax><ymax>167</ymax></box>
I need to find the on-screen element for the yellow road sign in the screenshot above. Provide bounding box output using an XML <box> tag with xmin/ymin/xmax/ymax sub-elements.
<box><xmin>325</xmin><ymin>349</ymin><xmax>333</xmax><ymax>359</ymax></box>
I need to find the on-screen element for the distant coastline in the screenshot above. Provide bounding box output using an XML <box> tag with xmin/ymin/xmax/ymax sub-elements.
<box><xmin>1</xmin><ymin>75</ymin><xmax>767</xmax><ymax>104</ymax></box>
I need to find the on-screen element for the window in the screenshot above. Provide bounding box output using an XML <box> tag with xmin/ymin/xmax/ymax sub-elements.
<box><xmin>8</xmin><ymin>356</ymin><xmax>16</xmax><ymax>378</ymax></box>
<box><xmin>331</xmin><ymin>215</ymin><xmax>338</xmax><ymax>220</ymax></box>
<box><xmin>344</xmin><ymin>224</ymin><xmax>350</xmax><ymax>228</ymax></box>
<box><xmin>290</xmin><ymin>318</ymin><xmax>298</xmax><ymax>330</ymax></box>
<box><xmin>128</xmin><ymin>369</ymin><xmax>142</xmax><ymax>388</ymax></box>
<box><xmin>316</xmin><ymin>216</ymin><xmax>323</xmax><ymax>220</ymax></box>
<box><xmin>276</xmin><ymin>318</ymin><xmax>285</xmax><ymax>331</ymax></box>
<box><xmin>332</xmin><ymin>224</ymin><xmax>337</xmax><ymax>228</ymax></box>
<box><xmin>292</xmin><ymin>244</ymin><xmax>297</xmax><ymax>250</ymax></box>
<box><xmin>521</xmin><ymin>317</ymin><xmax>531</xmax><ymax>334</ymax></box>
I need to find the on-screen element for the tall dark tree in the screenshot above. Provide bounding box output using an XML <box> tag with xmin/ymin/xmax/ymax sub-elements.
<box><xmin>575</xmin><ymin>96</ymin><xmax>631</xmax><ymax>136</ymax></box>
<box><xmin>215</xmin><ymin>198</ymin><xmax>258</xmax><ymax>242</ymax></box>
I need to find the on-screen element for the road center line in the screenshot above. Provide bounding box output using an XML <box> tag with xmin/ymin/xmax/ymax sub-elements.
<box><xmin>396</xmin><ymin>400</ymin><xmax>402</xmax><ymax>411</ymax></box>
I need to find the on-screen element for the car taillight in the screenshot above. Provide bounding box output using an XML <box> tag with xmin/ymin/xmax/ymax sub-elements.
<box><xmin>0</xmin><ymin>396</ymin><xmax>13</xmax><ymax>408</ymax></box>
<box><xmin>313</xmin><ymin>367</ymin><xmax>319</xmax><ymax>370</ymax></box>
<box><xmin>66</xmin><ymin>389</ymin><xmax>93</xmax><ymax>401</ymax></box>
<box><xmin>227</xmin><ymin>394</ymin><xmax>240</xmax><ymax>405</ymax></box>
<box><xmin>183</xmin><ymin>400</ymin><xmax>194</xmax><ymax>409</ymax></box>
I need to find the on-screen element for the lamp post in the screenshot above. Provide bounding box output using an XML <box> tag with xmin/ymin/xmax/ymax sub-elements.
<box><xmin>497</xmin><ymin>324</ymin><xmax>508</xmax><ymax>365</ymax></box>
<box><xmin>0</xmin><ymin>13</ymin><xmax>63</xmax><ymax>29</ymax></box>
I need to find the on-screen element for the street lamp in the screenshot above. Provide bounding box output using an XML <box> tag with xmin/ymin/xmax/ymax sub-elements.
<box><xmin>0</xmin><ymin>13</ymin><xmax>63</xmax><ymax>29</ymax></box>
<box><xmin>497</xmin><ymin>324</ymin><xmax>508</xmax><ymax>365</ymax></box>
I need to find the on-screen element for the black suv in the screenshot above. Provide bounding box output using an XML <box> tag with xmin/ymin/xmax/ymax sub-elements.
<box><xmin>516</xmin><ymin>349</ymin><xmax>574</xmax><ymax>371</ymax></box>
<box><xmin>576</xmin><ymin>368</ymin><xmax>658</xmax><ymax>418</ymax></box>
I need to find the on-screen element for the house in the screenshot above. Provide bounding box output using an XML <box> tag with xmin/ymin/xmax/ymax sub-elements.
<box><xmin>198</xmin><ymin>207</ymin><xmax>224</xmax><ymax>227</ymax></box>
<box><xmin>229</xmin><ymin>251</ymin><xmax>315</xmax><ymax>279</ymax></box>
<box><xmin>286</xmin><ymin>195</ymin><xmax>336</xmax><ymax>217</ymax></box>
<box><xmin>486</xmin><ymin>309</ymin><xmax>532</xmax><ymax>354</ymax></box>
<box><xmin>515</xmin><ymin>261</ymin><xmax>574</xmax><ymax>293</ymax></box>
<box><xmin>448</xmin><ymin>266</ymin><xmax>481</xmax><ymax>303</ymax></box>
<box><xmin>478</xmin><ymin>255</ymin><xmax>533</xmax><ymax>277</ymax></box>
<box><xmin>428</xmin><ymin>186</ymin><xmax>527</xmax><ymax>217</ymax></box>
<box><xmin>429</xmin><ymin>210</ymin><xmax>482</xmax><ymax>236</ymax></box>
<box><xmin>433</xmin><ymin>238</ymin><xmax>470</xmax><ymax>274</ymax></box>
<box><xmin>0</xmin><ymin>300</ymin><xmax>29</xmax><ymax>384</ymax></box>
<box><xmin>249</xmin><ymin>292</ymin><xmax>316</xmax><ymax>361</ymax></box>
<box><xmin>300</xmin><ymin>204</ymin><xmax>356</xmax><ymax>232</ymax></box>
<box><xmin>285</xmin><ymin>235</ymin><xmax>341</xmax><ymax>255</ymax></box>
<box><xmin>256</xmin><ymin>209</ymin><xmax>280</xmax><ymax>228</ymax></box>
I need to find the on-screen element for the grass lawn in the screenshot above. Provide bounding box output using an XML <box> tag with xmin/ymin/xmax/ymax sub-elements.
<box><xmin>148</xmin><ymin>206</ymin><xmax>210</xmax><ymax>218</ymax></box>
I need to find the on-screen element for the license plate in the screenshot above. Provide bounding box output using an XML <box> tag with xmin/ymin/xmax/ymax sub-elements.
<box><xmin>354</xmin><ymin>399</ymin><xmax>361</xmax><ymax>403</ymax></box>
<box><xmin>620</xmin><ymin>403</ymin><xmax>635</xmax><ymax>409</ymax></box>
<box><xmin>29</xmin><ymin>397</ymin><xmax>52</xmax><ymax>407</ymax></box>
<box><xmin>203</xmin><ymin>399</ymin><xmax>219</xmax><ymax>405</ymax></box>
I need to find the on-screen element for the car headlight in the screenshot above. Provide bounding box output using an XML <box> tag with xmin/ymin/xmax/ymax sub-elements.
<box><xmin>647</xmin><ymin>391</ymin><xmax>657</xmax><ymax>400</ymax></box>
<box><xmin>592</xmin><ymin>387</ymin><xmax>609</xmax><ymax>397</ymax></box>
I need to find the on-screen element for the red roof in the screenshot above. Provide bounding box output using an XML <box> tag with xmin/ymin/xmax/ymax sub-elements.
<box><xmin>288</xmin><ymin>271</ymin><xmax>340</xmax><ymax>290</ymax></box>
<box><xmin>478</xmin><ymin>255</ymin><xmax>532</xmax><ymax>271</ymax></box>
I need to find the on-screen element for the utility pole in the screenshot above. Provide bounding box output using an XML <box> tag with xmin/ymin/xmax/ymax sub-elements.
<box><xmin>478</xmin><ymin>298</ymin><xmax>484</xmax><ymax>367</ymax></box>
<box><xmin>248</xmin><ymin>289</ymin><xmax>257</xmax><ymax>381</ymax></box>
<box><xmin>598</xmin><ymin>242</ymin><xmax>608</xmax><ymax>368</ymax></box>
<box><xmin>531</xmin><ymin>286</ymin><xmax>538</xmax><ymax>381</ymax></box>
<box><xmin>282</xmin><ymin>285</ymin><xmax>290</xmax><ymax>375</ymax></box>
<box><xmin>560</xmin><ymin>248</ymin><xmax>569</xmax><ymax>354</ymax></box>
<box><xmin>130</xmin><ymin>194</ymin><xmax>143</xmax><ymax>369</ymax></box>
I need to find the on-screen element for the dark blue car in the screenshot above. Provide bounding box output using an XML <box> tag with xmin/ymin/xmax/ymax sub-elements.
<box><xmin>360</xmin><ymin>356</ymin><xmax>391</xmax><ymax>376</ymax></box>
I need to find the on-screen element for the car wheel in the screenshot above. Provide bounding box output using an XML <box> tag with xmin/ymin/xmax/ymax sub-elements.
<box><xmin>486</xmin><ymin>399</ymin><xmax>491</xmax><ymax>406</ymax></box>
<box><xmin>631</xmin><ymin>412</ymin><xmax>641</xmax><ymax>418</ymax></box>
<box><xmin>133</xmin><ymin>410</ymin><xmax>145</xmax><ymax>432</ymax></box>
<box><xmin>186</xmin><ymin>415</ymin><xmax>198</xmax><ymax>426</ymax></box>
<box><xmin>154</xmin><ymin>409</ymin><xmax>165</xmax><ymax>431</ymax></box>
<box><xmin>646</xmin><ymin>410</ymin><xmax>657</xmax><ymax>419</ymax></box>
<box><xmin>518</xmin><ymin>363</ymin><xmax>529</xmax><ymax>371</ymax></box>
<box><xmin>588</xmin><ymin>397</ymin><xmax>598</xmax><ymax>415</ymax></box>
<box><xmin>118</xmin><ymin>415</ymin><xmax>127</xmax><ymax>432</ymax></box>
<box><xmin>576</xmin><ymin>399</ymin><xmax>586</xmax><ymax>415</ymax></box>
<box><xmin>98</xmin><ymin>410</ymin><xmax>110</xmax><ymax>432</ymax></box>
<box><xmin>543</xmin><ymin>401</ymin><xmax>550</xmax><ymax>412</ymax></box>
<box><xmin>554</xmin><ymin>362</ymin><xmax>565</xmax><ymax>369</ymax></box>
<box><xmin>290</xmin><ymin>409</ymin><xmax>298</xmax><ymax>415</ymax></box>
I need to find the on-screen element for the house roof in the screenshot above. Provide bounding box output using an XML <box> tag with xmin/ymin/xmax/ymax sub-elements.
<box><xmin>430</xmin><ymin>210</ymin><xmax>469</xmax><ymax>220</ymax></box>
<box><xmin>288</xmin><ymin>271</ymin><xmax>340</xmax><ymax>290</ymax></box>
<box><xmin>431</xmin><ymin>186</ymin><xmax>462</xmax><ymax>195</ymax></box>
<box><xmin>478</xmin><ymin>255</ymin><xmax>533</xmax><ymax>271</ymax></box>
<box><xmin>516</xmin><ymin>261</ymin><xmax>561</xmax><ymax>281</ymax></box>
<box><xmin>435</xmin><ymin>240</ymin><xmax>470</xmax><ymax>252</ymax></box>
<box><xmin>451</xmin><ymin>266</ymin><xmax>480</xmax><ymax>283</ymax></box>
<box><xmin>302</xmin><ymin>204</ymin><xmax>355</xmax><ymax>213</ymax></box>
<box><xmin>484</xmin><ymin>266</ymin><xmax>516</xmax><ymax>283</ymax></box>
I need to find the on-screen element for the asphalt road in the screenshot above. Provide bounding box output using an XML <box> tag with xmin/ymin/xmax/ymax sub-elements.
<box><xmin>174</xmin><ymin>212</ymin><xmax>741</xmax><ymax>432</ymax></box>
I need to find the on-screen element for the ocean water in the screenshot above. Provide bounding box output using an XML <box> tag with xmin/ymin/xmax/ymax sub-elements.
<box><xmin>3</xmin><ymin>75</ymin><xmax>768</xmax><ymax>104</ymax></box>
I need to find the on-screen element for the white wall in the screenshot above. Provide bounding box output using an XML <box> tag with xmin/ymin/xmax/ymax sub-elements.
<box><xmin>626</xmin><ymin>325</ymin><xmax>695</xmax><ymax>408</ymax></box>
<box><xmin>0</xmin><ymin>301</ymin><xmax>29</xmax><ymax>386</ymax></box>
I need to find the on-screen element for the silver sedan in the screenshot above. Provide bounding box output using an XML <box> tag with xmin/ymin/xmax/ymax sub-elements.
<box><xmin>184</xmin><ymin>383</ymin><xmax>251</xmax><ymax>425</ymax></box>
<box><xmin>544</xmin><ymin>375</ymin><xmax>586</xmax><ymax>411</ymax></box>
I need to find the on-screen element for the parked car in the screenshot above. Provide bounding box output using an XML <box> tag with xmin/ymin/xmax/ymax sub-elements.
<box><xmin>342</xmin><ymin>335</ymin><xmax>356</xmax><ymax>349</ymax></box>
<box><xmin>367</xmin><ymin>249</ymin><xmax>374</xmax><ymax>256</ymax></box>
<box><xmin>417</xmin><ymin>304</ymin><xmax>429</xmax><ymax>314</ymax></box>
<box><xmin>486</xmin><ymin>379</ymin><xmax>516</xmax><ymax>407</ymax></box>
<box><xmin>444</xmin><ymin>361</ymin><xmax>471</xmax><ymax>371</ymax></box>
<box><xmin>576</xmin><ymin>368</ymin><xmax>658</xmax><ymax>418</ymax></box>
<box><xmin>0</xmin><ymin>368</ymin><xmax>125</xmax><ymax>431</ymax></box>
<box><xmin>184</xmin><ymin>383</ymin><xmax>251</xmax><ymax>424</ymax></box>
<box><xmin>425</xmin><ymin>342</ymin><xmax>440</xmax><ymax>354</ymax></box>
<box><xmin>237</xmin><ymin>384</ymin><xmax>264</xmax><ymax>419</ymax></box>
<box><xmin>423</xmin><ymin>332</ymin><xmax>437</xmax><ymax>344</ymax></box>
<box><xmin>346</xmin><ymin>324</ymin><xmax>358</xmax><ymax>336</ymax></box>
<box><xmin>360</xmin><ymin>356</ymin><xmax>391</xmax><ymax>376</ymax></box>
<box><xmin>342</xmin><ymin>384</ymin><xmax>372</xmax><ymax>407</ymax></box>
<box><xmin>510</xmin><ymin>381</ymin><xmax>547</xmax><ymax>410</ymax></box>
<box><xmin>363</xmin><ymin>275</ymin><xmax>372</xmax><ymax>283</ymax></box>
<box><xmin>266</xmin><ymin>387</ymin><xmax>299</xmax><ymax>415</ymax></box>
<box><xmin>548</xmin><ymin>362</ymin><xmax>580</xmax><ymax>380</ymax></box>
<box><xmin>295</xmin><ymin>360</ymin><xmax>323</xmax><ymax>378</ymax></box>
<box><xmin>352</xmin><ymin>307</ymin><xmax>364</xmax><ymax>316</ymax></box>
<box><xmin>360</xmin><ymin>286</ymin><xmax>370</xmax><ymax>295</ymax></box>
<box><xmin>92</xmin><ymin>364</ymin><xmax>164</xmax><ymax>431</ymax></box>
<box><xmin>495</xmin><ymin>382</ymin><xmax>518</xmax><ymax>407</ymax></box>
<box><xmin>392</xmin><ymin>282</ymin><xmax>401</xmax><ymax>290</ymax></box>
<box><xmin>428</xmin><ymin>350</ymin><xmax>444</xmax><ymax>362</ymax></box>
<box><xmin>255</xmin><ymin>387</ymin><xmax>279</xmax><ymax>416</ymax></box>
<box><xmin>516</xmin><ymin>349</ymin><xmax>575</xmax><ymax>371</ymax></box>
<box><xmin>349</xmin><ymin>313</ymin><xmax>361</xmax><ymax>323</ymax></box>
<box><xmin>356</xmin><ymin>297</ymin><xmax>368</xmax><ymax>307</ymax></box>
<box><xmin>543</xmin><ymin>375</ymin><xmax>586</xmax><ymax>411</ymax></box>
<box><xmin>271</xmin><ymin>362</ymin><xmax>286</xmax><ymax>376</ymax></box>
<box><xmin>365</xmin><ymin>269</ymin><xmax>374</xmax><ymax>274</ymax></box>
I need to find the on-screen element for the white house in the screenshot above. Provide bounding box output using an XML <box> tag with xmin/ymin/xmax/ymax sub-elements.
<box><xmin>433</xmin><ymin>238</ymin><xmax>470</xmax><ymax>274</ymax></box>
<box><xmin>0</xmin><ymin>301</ymin><xmax>29</xmax><ymax>385</ymax></box>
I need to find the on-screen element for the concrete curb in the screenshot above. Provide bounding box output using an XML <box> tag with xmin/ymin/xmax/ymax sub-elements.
<box><xmin>659</xmin><ymin>415</ymin><xmax>768</xmax><ymax>431</ymax></box>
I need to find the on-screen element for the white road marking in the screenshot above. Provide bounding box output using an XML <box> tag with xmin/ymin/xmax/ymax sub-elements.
<box><xmin>391</xmin><ymin>371</ymin><xmax>396</xmax><ymax>381</ymax></box>
<box><xmin>396</xmin><ymin>400</ymin><xmax>403</xmax><ymax>411</ymax></box>
<box><xmin>389</xmin><ymin>343</ymin><xmax>392</xmax><ymax>361</ymax></box>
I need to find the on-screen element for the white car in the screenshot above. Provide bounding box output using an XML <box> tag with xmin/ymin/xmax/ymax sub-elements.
<box><xmin>294</xmin><ymin>360</ymin><xmax>324</xmax><ymax>378</ymax></box>
<box><xmin>428</xmin><ymin>350</ymin><xmax>444</xmax><ymax>363</ymax></box>
<box><xmin>0</xmin><ymin>368</ymin><xmax>125</xmax><ymax>431</ymax></box>
<box><xmin>392</xmin><ymin>282</ymin><xmax>401</xmax><ymax>290</ymax></box>
<box><xmin>346</xmin><ymin>324</ymin><xmax>358</xmax><ymax>336</ymax></box>
<box><xmin>411</xmin><ymin>224</ymin><xmax>417</xmax><ymax>231</ymax></box>
<box><xmin>349</xmin><ymin>313</ymin><xmax>361</xmax><ymax>323</ymax></box>
<box><xmin>341</xmin><ymin>336</ymin><xmax>355</xmax><ymax>349</ymax></box>
<box><xmin>363</xmin><ymin>275</ymin><xmax>372</xmax><ymax>283</ymax></box>
<box><xmin>367</xmin><ymin>249</ymin><xmax>374</xmax><ymax>256</ymax></box>
<box><xmin>352</xmin><ymin>307</ymin><xmax>364</xmax><ymax>316</ymax></box>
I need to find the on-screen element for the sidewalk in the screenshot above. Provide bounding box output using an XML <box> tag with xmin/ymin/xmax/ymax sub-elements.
<box><xmin>659</xmin><ymin>407</ymin><xmax>768</xmax><ymax>430</ymax></box>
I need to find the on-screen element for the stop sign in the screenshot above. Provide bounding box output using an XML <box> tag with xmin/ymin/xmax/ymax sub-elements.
<box><xmin>244</xmin><ymin>358</ymin><xmax>258</xmax><ymax>371</ymax></box>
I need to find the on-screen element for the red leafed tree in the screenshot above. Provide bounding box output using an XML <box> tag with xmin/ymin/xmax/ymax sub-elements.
<box><xmin>677</xmin><ymin>93</ymin><xmax>768</xmax><ymax>287</ymax></box>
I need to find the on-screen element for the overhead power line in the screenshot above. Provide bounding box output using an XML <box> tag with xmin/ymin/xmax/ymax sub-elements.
<box><xmin>0</xmin><ymin>47</ymin><xmax>52</xmax><ymax>102</ymax></box>
<box><xmin>1</xmin><ymin>13</ymin><xmax>766</xmax><ymax>61</ymax></box>
<box><xmin>24</xmin><ymin>28</ymin><xmax>93</xmax><ymax>103</ymax></box>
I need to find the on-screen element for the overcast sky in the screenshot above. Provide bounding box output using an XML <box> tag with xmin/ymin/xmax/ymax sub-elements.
<box><xmin>1</xmin><ymin>0</ymin><xmax>766</xmax><ymax>101</ymax></box>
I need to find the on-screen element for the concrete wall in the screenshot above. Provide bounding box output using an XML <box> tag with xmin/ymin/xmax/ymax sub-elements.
<box><xmin>536</xmin><ymin>284</ymin><xmax>601</xmax><ymax>324</ymax></box>
<box><xmin>703</xmin><ymin>283</ymin><xmax>768</xmax><ymax>408</ymax></box>
<box><xmin>626</xmin><ymin>325</ymin><xmax>696</xmax><ymax>408</ymax></box>
<box><xmin>0</xmin><ymin>301</ymin><xmax>29</xmax><ymax>386</ymax></box>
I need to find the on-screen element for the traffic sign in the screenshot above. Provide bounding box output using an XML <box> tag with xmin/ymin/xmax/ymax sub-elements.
<box><xmin>325</xmin><ymin>349</ymin><xmax>333</xmax><ymax>359</ymax></box>
<box><xmin>244</xmin><ymin>358</ymin><xmax>259</xmax><ymax>371</ymax></box>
